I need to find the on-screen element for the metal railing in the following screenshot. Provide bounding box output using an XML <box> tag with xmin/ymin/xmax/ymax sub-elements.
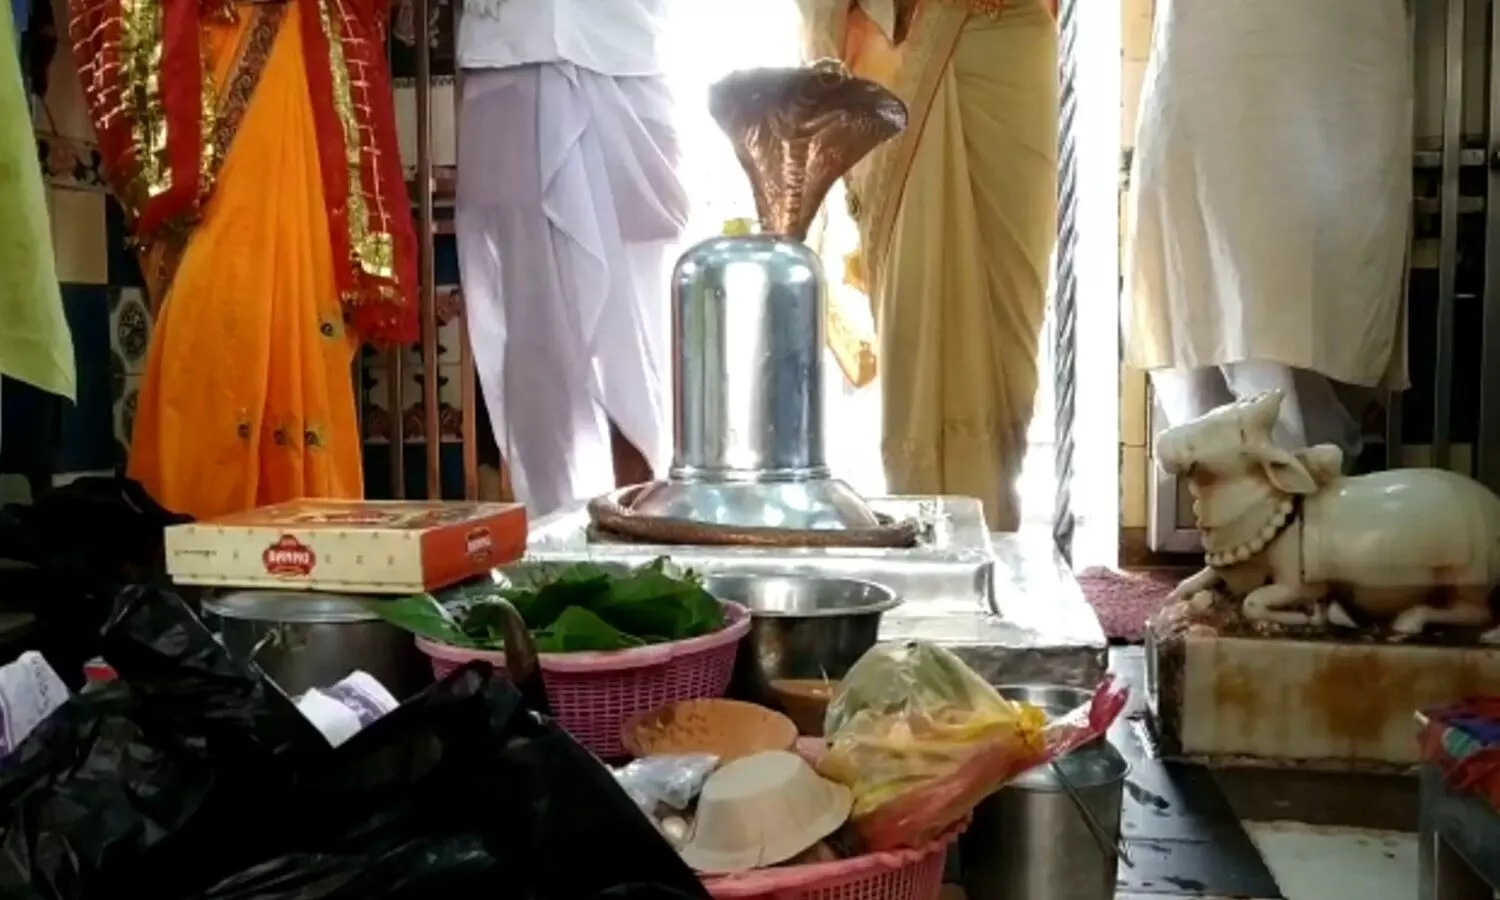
<box><xmin>381</xmin><ymin>0</ymin><xmax>478</xmax><ymax>501</ymax></box>
<box><xmin>1053</xmin><ymin>0</ymin><xmax>1080</xmax><ymax>559</ymax></box>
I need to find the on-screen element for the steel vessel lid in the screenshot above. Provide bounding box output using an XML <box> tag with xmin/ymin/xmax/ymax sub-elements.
<box><xmin>202</xmin><ymin>591</ymin><xmax>382</xmax><ymax>624</ymax></box>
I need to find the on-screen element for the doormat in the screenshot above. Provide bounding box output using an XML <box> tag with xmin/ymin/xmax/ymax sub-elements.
<box><xmin>1076</xmin><ymin>567</ymin><xmax>1179</xmax><ymax>643</ymax></box>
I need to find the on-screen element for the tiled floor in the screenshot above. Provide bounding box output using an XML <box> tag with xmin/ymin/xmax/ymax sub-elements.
<box><xmin>950</xmin><ymin>825</ymin><xmax>1419</xmax><ymax>900</ymax></box>
<box><xmin>942</xmin><ymin>579</ymin><xmax>1433</xmax><ymax>900</ymax></box>
<box><xmin>1108</xmin><ymin>649</ymin><xmax>1282</xmax><ymax>899</ymax></box>
<box><xmin>1101</xmin><ymin>648</ymin><xmax>1422</xmax><ymax>900</ymax></box>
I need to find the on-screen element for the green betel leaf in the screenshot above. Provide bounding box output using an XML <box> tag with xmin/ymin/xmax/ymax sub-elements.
<box><xmin>582</xmin><ymin>562</ymin><xmax>725</xmax><ymax>641</ymax></box>
<box><xmin>532</xmin><ymin>606</ymin><xmax>646</xmax><ymax>653</ymax></box>
<box><xmin>363</xmin><ymin>594</ymin><xmax>476</xmax><ymax>648</ymax></box>
<box><xmin>498</xmin><ymin>562</ymin><xmax>616</xmax><ymax>630</ymax></box>
<box><xmin>377</xmin><ymin>557</ymin><xmax>727</xmax><ymax>655</ymax></box>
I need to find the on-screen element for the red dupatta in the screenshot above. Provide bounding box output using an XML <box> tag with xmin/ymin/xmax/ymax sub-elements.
<box><xmin>297</xmin><ymin>0</ymin><xmax>418</xmax><ymax>346</ymax></box>
<box><xmin>67</xmin><ymin>0</ymin><xmax>418</xmax><ymax>346</ymax></box>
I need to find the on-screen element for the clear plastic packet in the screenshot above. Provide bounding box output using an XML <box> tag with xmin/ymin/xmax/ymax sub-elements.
<box><xmin>816</xmin><ymin>641</ymin><xmax>1127</xmax><ymax>850</ymax></box>
<box><xmin>294</xmin><ymin>671</ymin><xmax>400</xmax><ymax>748</ymax></box>
<box><xmin>0</xmin><ymin>652</ymin><xmax>69</xmax><ymax>757</ymax></box>
<box><xmin>613</xmin><ymin>754</ymin><xmax>721</xmax><ymax>813</ymax></box>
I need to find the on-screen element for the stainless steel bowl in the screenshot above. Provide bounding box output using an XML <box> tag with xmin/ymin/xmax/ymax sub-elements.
<box><xmin>706</xmin><ymin>574</ymin><xmax>900</xmax><ymax>706</ymax></box>
<box><xmin>996</xmin><ymin>684</ymin><xmax>1093</xmax><ymax>717</ymax></box>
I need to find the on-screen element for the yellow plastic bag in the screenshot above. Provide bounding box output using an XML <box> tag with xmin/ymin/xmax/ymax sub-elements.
<box><xmin>816</xmin><ymin>642</ymin><xmax>1050</xmax><ymax>849</ymax></box>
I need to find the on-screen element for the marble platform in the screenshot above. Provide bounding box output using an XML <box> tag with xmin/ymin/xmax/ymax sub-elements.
<box><xmin>525</xmin><ymin>503</ymin><xmax>1108</xmax><ymax>690</ymax></box>
<box><xmin>880</xmin><ymin>531</ymin><xmax>1107</xmax><ymax>687</ymax></box>
<box><xmin>1148</xmin><ymin>630</ymin><xmax>1500</xmax><ymax>770</ymax></box>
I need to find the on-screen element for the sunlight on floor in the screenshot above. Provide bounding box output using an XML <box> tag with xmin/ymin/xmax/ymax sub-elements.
<box><xmin>1244</xmin><ymin>821</ymin><xmax>1417</xmax><ymax>900</ymax></box>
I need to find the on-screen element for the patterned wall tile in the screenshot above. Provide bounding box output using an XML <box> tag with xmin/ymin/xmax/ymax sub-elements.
<box><xmin>106</xmin><ymin>287</ymin><xmax>151</xmax><ymax>461</ymax></box>
<box><xmin>108</xmin><ymin>286</ymin><xmax>152</xmax><ymax>375</ymax></box>
<box><xmin>356</xmin><ymin>360</ymin><xmax>467</xmax><ymax>448</ymax></box>
<box><xmin>35</xmin><ymin>133</ymin><xmax>104</xmax><ymax>191</ymax></box>
<box><xmin>113</xmin><ymin>375</ymin><xmax>140</xmax><ymax>458</ymax></box>
<box><xmin>394</xmin><ymin>285</ymin><xmax>464</xmax><ymax>370</ymax></box>
<box><xmin>435</xmin><ymin>286</ymin><xmax>463</xmax><ymax>364</ymax></box>
<box><xmin>397</xmin><ymin>363</ymin><xmax>465</xmax><ymax>444</ymax></box>
<box><xmin>360</xmin><ymin>362</ymin><xmax>397</xmax><ymax>444</ymax></box>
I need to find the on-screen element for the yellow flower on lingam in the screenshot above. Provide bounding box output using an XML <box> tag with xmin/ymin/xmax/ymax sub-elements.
<box><xmin>721</xmin><ymin>217</ymin><xmax>757</xmax><ymax>237</ymax></box>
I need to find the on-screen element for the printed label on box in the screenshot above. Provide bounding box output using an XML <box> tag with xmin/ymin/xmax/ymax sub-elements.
<box><xmin>262</xmin><ymin>534</ymin><xmax>317</xmax><ymax>578</ymax></box>
<box><xmin>466</xmin><ymin>527</ymin><xmax>493</xmax><ymax>562</ymax></box>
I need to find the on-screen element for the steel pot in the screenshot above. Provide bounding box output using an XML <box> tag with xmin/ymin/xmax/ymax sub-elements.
<box><xmin>707</xmin><ymin>573</ymin><xmax>899</xmax><ymax>717</ymax></box>
<box><xmin>962</xmin><ymin>684</ymin><xmax>1130</xmax><ymax>900</ymax></box>
<box><xmin>202</xmin><ymin>591</ymin><xmax>433</xmax><ymax>699</ymax></box>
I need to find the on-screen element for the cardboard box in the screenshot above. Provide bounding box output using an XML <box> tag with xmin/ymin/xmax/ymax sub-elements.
<box><xmin>165</xmin><ymin>500</ymin><xmax>527</xmax><ymax>594</ymax></box>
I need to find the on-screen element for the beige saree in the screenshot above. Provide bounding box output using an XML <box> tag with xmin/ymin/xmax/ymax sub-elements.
<box><xmin>798</xmin><ymin>0</ymin><xmax>1059</xmax><ymax>531</ymax></box>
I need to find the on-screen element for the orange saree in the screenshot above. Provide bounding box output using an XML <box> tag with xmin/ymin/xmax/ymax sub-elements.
<box><xmin>69</xmin><ymin>0</ymin><xmax>418</xmax><ymax>519</ymax></box>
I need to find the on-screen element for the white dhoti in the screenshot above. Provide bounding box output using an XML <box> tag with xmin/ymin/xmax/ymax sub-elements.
<box><xmin>1123</xmin><ymin>0</ymin><xmax>1411</xmax><ymax>458</ymax></box>
<box><xmin>457</xmin><ymin>64</ymin><xmax>688</xmax><ymax>518</ymax></box>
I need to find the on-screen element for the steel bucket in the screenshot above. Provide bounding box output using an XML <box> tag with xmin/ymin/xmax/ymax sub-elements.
<box><xmin>961</xmin><ymin>685</ymin><xmax>1129</xmax><ymax>900</ymax></box>
<box><xmin>203</xmin><ymin>591</ymin><xmax>433</xmax><ymax>699</ymax></box>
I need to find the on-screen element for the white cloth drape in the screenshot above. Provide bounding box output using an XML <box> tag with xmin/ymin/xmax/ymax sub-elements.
<box><xmin>455</xmin><ymin>0</ymin><xmax>669</xmax><ymax>75</ymax></box>
<box><xmin>456</xmin><ymin>64</ymin><xmax>688</xmax><ymax>518</ymax></box>
<box><xmin>1122</xmin><ymin>0</ymin><xmax>1412</xmax><ymax>390</ymax></box>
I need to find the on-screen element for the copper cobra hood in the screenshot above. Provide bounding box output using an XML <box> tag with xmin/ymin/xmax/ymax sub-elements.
<box><xmin>588</xmin><ymin>62</ymin><xmax>914</xmax><ymax>546</ymax></box>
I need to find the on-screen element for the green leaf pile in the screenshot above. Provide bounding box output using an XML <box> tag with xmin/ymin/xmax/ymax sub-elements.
<box><xmin>366</xmin><ymin>557</ymin><xmax>726</xmax><ymax>654</ymax></box>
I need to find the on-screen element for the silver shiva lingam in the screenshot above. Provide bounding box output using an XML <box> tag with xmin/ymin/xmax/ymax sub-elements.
<box><xmin>587</xmin><ymin>61</ymin><xmax>913</xmax><ymax>549</ymax></box>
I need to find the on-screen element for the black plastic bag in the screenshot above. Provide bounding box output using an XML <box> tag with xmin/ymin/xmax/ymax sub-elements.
<box><xmin>0</xmin><ymin>475</ymin><xmax>188</xmax><ymax>582</ymax></box>
<box><xmin>0</xmin><ymin>586</ymin><xmax>709</xmax><ymax>900</ymax></box>
<box><xmin>0</xmin><ymin>476</ymin><xmax>192</xmax><ymax>686</ymax></box>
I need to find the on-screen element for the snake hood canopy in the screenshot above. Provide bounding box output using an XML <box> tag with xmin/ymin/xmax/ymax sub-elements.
<box><xmin>709</xmin><ymin>60</ymin><xmax>909</xmax><ymax>242</ymax></box>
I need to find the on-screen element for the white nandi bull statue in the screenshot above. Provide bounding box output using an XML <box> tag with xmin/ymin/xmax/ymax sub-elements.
<box><xmin>1160</xmin><ymin>390</ymin><xmax>1500</xmax><ymax>638</ymax></box>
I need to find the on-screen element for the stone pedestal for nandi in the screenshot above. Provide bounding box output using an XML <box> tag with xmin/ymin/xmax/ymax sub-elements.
<box><xmin>1144</xmin><ymin>390</ymin><xmax>1500</xmax><ymax>770</ymax></box>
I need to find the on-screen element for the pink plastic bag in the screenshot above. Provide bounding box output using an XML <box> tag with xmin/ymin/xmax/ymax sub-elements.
<box><xmin>817</xmin><ymin>640</ymin><xmax>1128</xmax><ymax>851</ymax></box>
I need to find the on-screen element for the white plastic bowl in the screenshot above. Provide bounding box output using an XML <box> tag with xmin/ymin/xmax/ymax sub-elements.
<box><xmin>679</xmin><ymin>750</ymin><xmax>853</xmax><ymax>874</ymax></box>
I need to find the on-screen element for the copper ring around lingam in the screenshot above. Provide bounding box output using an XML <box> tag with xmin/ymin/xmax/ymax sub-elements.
<box><xmin>588</xmin><ymin>485</ymin><xmax>921</xmax><ymax>549</ymax></box>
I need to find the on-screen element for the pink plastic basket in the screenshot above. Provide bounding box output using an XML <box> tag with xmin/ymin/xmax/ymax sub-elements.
<box><xmin>415</xmin><ymin>601</ymin><xmax>750</xmax><ymax>758</ymax></box>
<box><xmin>698</xmin><ymin>817</ymin><xmax>966</xmax><ymax>900</ymax></box>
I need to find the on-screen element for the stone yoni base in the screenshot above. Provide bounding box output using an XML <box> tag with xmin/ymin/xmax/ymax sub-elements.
<box><xmin>1147</xmin><ymin>627</ymin><xmax>1500</xmax><ymax>769</ymax></box>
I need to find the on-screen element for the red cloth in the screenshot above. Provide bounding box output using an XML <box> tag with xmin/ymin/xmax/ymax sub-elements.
<box><xmin>297</xmin><ymin>0</ymin><xmax>419</xmax><ymax>346</ymax></box>
<box><xmin>1420</xmin><ymin>699</ymin><xmax>1500</xmax><ymax>814</ymax></box>
<box><xmin>1076</xmin><ymin>568</ymin><xmax>1175</xmax><ymax>642</ymax></box>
